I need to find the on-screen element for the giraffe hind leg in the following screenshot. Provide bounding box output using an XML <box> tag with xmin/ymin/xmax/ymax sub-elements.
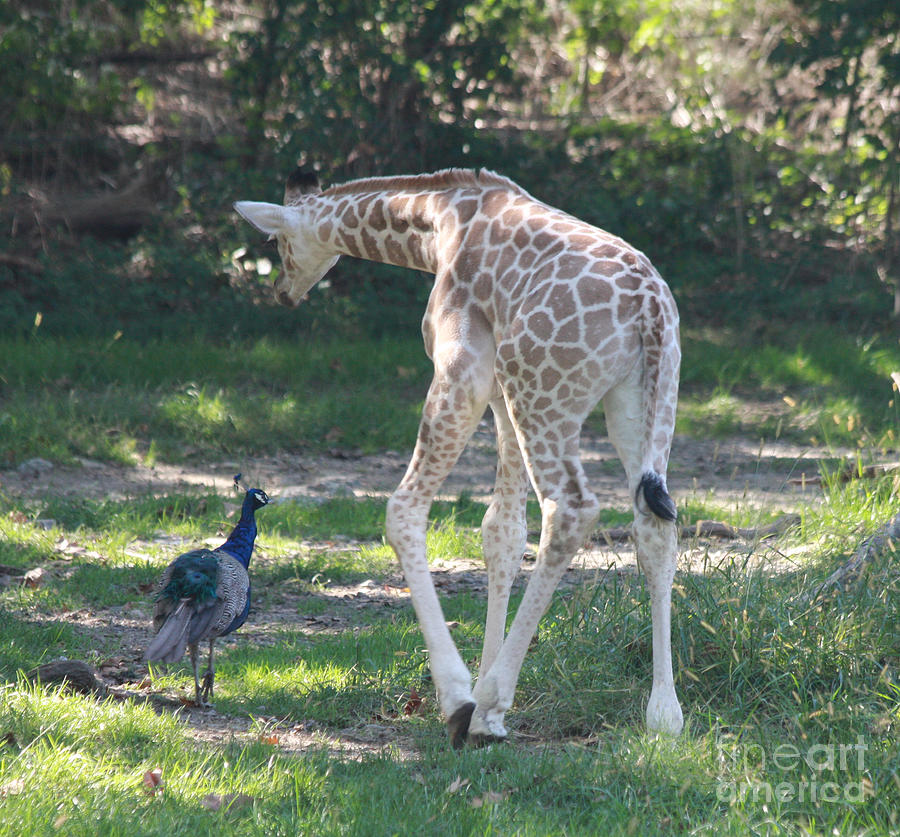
<box><xmin>603</xmin><ymin>370</ymin><xmax>683</xmax><ymax>734</ymax></box>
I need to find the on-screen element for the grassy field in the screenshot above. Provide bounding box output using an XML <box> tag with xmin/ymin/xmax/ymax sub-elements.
<box><xmin>0</xmin><ymin>331</ymin><xmax>898</xmax><ymax>835</ymax></box>
<box><xmin>1</xmin><ymin>327</ymin><xmax>898</xmax><ymax>467</ymax></box>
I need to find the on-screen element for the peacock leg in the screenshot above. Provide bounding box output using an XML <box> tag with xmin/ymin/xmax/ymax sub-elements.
<box><xmin>199</xmin><ymin>639</ymin><xmax>216</xmax><ymax>703</ymax></box>
<box><xmin>189</xmin><ymin>643</ymin><xmax>207</xmax><ymax>706</ymax></box>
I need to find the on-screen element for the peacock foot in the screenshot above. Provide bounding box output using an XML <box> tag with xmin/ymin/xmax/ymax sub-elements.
<box><xmin>197</xmin><ymin>671</ymin><xmax>215</xmax><ymax>706</ymax></box>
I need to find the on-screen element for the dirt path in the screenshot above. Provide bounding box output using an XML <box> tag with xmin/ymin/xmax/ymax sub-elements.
<box><xmin>4</xmin><ymin>419</ymin><xmax>834</xmax><ymax>510</ymax></box>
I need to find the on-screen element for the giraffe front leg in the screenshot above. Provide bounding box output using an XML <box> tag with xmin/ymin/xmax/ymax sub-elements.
<box><xmin>385</xmin><ymin>346</ymin><xmax>495</xmax><ymax>746</ymax></box>
<box><xmin>470</xmin><ymin>481</ymin><xmax>601</xmax><ymax>744</ymax></box>
<box><xmin>387</xmin><ymin>491</ymin><xmax>475</xmax><ymax>745</ymax></box>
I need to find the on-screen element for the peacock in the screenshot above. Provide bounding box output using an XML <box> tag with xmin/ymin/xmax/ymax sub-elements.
<box><xmin>145</xmin><ymin>476</ymin><xmax>269</xmax><ymax>706</ymax></box>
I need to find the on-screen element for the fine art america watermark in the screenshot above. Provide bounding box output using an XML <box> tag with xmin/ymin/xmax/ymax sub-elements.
<box><xmin>716</xmin><ymin>736</ymin><xmax>874</xmax><ymax>805</ymax></box>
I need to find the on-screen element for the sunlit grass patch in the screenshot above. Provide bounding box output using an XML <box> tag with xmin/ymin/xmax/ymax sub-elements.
<box><xmin>210</xmin><ymin>622</ymin><xmax>432</xmax><ymax>722</ymax></box>
<box><xmin>0</xmin><ymin>335</ymin><xmax>431</xmax><ymax>466</ymax></box>
<box><xmin>676</xmin><ymin>327</ymin><xmax>900</xmax><ymax>446</ymax></box>
<box><xmin>265</xmin><ymin>497</ymin><xmax>388</xmax><ymax>543</ymax></box>
<box><xmin>3</xmin><ymin>328</ymin><xmax>899</xmax><ymax>471</ymax></box>
<box><xmin>0</xmin><ymin>681</ymin><xmax>334</xmax><ymax>836</ymax></box>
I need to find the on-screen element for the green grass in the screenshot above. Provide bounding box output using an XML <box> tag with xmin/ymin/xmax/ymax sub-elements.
<box><xmin>674</xmin><ymin>327</ymin><xmax>900</xmax><ymax>446</ymax></box>
<box><xmin>0</xmin><ymin>465</ymin><xmax>898</xmax><ymax>834</ymax></box>
<box><xmin>0</xmin><ymin>328</ymin><xmax>898</xmax><ymax>833</ymax></box>
<box><xmin>2</xmin><ymin>327</ymin><xmax>899</xmax><ymax>468</ymax></box>
<box><xmin>0</xmin><ymin>335</ymin><xmax>431</xmax><ymax>465</ymax></box>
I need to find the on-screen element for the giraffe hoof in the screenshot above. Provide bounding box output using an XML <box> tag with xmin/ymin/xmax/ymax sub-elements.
<box><xmin>447</xmin><ymin>702</ymin><xmax>476</xmax><ymax>749</ymax></box>
<box><xmin>468</xmin><ymin>731</ymin><xmax>508</xmax><ymax>748</ymax></box>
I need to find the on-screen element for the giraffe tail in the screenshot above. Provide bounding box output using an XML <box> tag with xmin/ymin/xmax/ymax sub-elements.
<box><xmin>636</xmin><ymin>280</ymin><xmax>681</xmax><ymax>523</ymax></box>
<box><xmin>636</xmin><ymin>472</ymin><xmax>677</xmax><ymax>521</ymax></box>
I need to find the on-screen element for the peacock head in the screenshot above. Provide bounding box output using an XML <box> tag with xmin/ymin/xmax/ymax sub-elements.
<box><xmin>233</xmin><ymin>474</ymin><xmax>269</xmax><ymax>511</ymax></box>
<box><xmin>233</xmin><ymin>170</ymin><xmax>339</xmax><ymax>307</ymax></box>
<box><xmin>247</xmin><ymin>488</ymin><xmax>270</xmax><ymax>511</ymax></box>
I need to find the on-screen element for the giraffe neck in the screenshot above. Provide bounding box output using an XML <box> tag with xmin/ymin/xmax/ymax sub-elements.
<box><xmin>310</xmin><ymin>187</ymin><xmax>449</xmax><ymax>274</ymax></box>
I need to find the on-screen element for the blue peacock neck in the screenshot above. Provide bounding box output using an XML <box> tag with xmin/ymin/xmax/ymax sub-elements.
<box><xmin>217</xmin><ymin>492</ymin><xmax>260</xmax><ymax>567</ymax></box>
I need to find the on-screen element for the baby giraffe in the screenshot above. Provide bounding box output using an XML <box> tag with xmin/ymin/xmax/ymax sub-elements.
<box><xmin>235</xmin><ymin>167</ymin><xmax>683</xmax><ymax>746</ymax></box>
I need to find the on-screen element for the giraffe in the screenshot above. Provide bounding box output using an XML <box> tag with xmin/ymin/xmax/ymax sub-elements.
<box><xmin>235</xmin><ymin>167</ymin><xmax>684</xmax><ymax>746</ymax></box>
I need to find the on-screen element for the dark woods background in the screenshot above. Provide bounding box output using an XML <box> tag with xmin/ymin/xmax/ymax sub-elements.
<box><xmin>1</xmin><ymin>0</ymin><xmax>897</xmax><ymax>339</ymax></box>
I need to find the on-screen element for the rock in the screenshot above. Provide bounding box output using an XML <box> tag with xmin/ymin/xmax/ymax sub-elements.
<box><xmin>27</xmin><ymin>660</ymin><xmax>106</xmax><ymax>696</ymax></box>
<box><xmin>17</xmin><ymin>458</ymin><xmax>53</xmax><ymax>478</ymax></box>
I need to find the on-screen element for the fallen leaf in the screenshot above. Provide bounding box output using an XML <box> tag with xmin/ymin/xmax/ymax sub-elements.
<box><xmin>8</xmin><ymin>511</ymin><xmax>28</xmax><ymax>524</ymax></box>
<box><xmin>259</xmin><ymin>734</ymin><xmax>280</xmax><ymax>746</ymax></box>
<box><xmin>447</xmin><ymin>776</ymin><xmax>470</xmax><ymax>794</ymax></box>
<box><xmin>403</xmin><ymin>687</ymin><xmax>425</xmax><ymax>716</ymax></box>
<box><xmin>143</xmin><ymin>768</ymin><xmax>164</xmax><ymax>795</ymax></box>
<box><xmin>54</xmin><ymin>539</ymin><xmax>86</xmax><ymax>557</ymax></box>
<box><xmin>469</xmin><ymin>790</ymin><xmax>510</xmax><ymax>808</ymax></box>
<box><xmin>200</xmin><ymin>792</ymin><xmax>255</xmax><ymax>812</ymax></box>
<box><xmin>53</xmin><ymin>814</ymin><xmax>69</xmax><ymax>830</ymax></box>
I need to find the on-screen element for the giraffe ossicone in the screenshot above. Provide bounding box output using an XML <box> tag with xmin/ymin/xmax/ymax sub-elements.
<box><xmin>235</xmin><ymin>168</ymin><xmax>685</xmax><ymax>744</ymax></box>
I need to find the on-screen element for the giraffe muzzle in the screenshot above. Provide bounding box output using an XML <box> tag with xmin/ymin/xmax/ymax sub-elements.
<box><xmin>275</xmin><ymin>287</ymin><xmax>300</xmax><ymax>307</ymax></box>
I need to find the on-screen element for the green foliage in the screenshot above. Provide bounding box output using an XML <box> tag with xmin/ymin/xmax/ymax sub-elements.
<box><xmin>0</xmin><ymin>1</ymin><xmax>219</xmax><ymax>182</ymax></box>
<box><xmin>225</xmin><ymin>0</ymin><xmax>534</xmax><ymax>171</ymax></box>
<box><xmin>772</xmin><ymin>0</ymin><xmax>900</xmax><ymax>304</ymax></box>
<box><xmin>1</xmin><ymin>0</ymin><xmax>898</xmax><ymax>344</ymax></box>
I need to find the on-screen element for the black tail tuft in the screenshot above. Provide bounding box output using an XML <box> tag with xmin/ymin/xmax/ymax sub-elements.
<box><xmin>636</xmin><ymin>472</ymin><xmax>677</xmax><ymax>522</ymax></box>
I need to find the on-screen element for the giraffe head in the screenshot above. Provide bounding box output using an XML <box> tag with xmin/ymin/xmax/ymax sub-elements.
<box><xmin>234</xmin><ymin>171</ymin><xmax>339</xmax><ymax>306</ymax></box>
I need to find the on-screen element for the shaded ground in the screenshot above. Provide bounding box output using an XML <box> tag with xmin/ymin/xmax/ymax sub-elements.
<box><xmin>1</xmin><ymin>423</ymin><xmax>860</xmax><ymax>755</ymax></box>
<box><xmin>4</xmin><ymin>418</ymin><xmax>837</xmax><ymax>508</ymax></box>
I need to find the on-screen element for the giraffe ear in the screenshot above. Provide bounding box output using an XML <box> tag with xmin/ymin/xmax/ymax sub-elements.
<box><xmin>233</xmin><ymin>201</ymin><xmax>290</xmax><ymax>236</ymax></box>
